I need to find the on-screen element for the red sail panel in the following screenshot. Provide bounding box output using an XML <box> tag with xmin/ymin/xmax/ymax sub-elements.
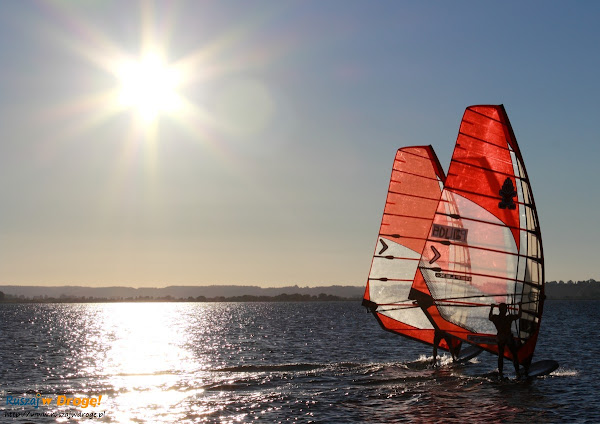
<box><xmin>364</xmin><ymin>146</ymin><xmax>447</xmax><ymax>346</ymax></box>
<box><xmin>421</xmin><ymin>105</ymin><xmax>544</xmax><ymax>366</ymax></box>
<box><xmin>446</xmin><ymin>106</ymin><xmax>521</xmax><ymax>246</ymax></box>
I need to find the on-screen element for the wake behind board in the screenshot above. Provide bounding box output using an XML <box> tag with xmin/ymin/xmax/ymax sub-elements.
<box><xmin>455</xmin><ymin>345</ymin><xmax>483</xmax><ymax>364</ymax></box>
<box><xmin>523</xmin><ymin>360</ymin><xmax>559</xmax><ymax>378</ymax></box>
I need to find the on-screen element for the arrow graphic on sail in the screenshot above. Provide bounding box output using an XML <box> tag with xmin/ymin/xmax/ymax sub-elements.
<box><xmin>378</xmin><ymin>239</ymin><xmax>389</xmax><ymax>255</ymax></box>
<box><xmin>429</xmin><ymin>246</ymin><xmax>441</xmax><ymax>264</ymax></box>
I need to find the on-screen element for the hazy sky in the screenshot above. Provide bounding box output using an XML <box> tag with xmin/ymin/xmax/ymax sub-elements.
<box><xmin>1</xmin><ymin>1</ymin><xmax>598</xmax><ymax>287</ymax></box>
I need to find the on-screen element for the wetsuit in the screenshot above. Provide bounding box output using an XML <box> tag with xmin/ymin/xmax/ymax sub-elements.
<box><xmin>489</xmin><ymin>309</ymin><xmax>520</xmax><ymax>377</ymax></box>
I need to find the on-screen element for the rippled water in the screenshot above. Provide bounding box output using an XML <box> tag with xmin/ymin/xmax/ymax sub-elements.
<box><xmin>0</xmin><ymin>300</ymin><xmax>597</xmax><ymax>423</ymax></box>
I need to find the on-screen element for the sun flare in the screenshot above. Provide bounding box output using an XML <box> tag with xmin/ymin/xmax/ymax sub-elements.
<box><xmin>117</xmin><ymin>53</ymin><xmax>182</xmax><ymax>122</ymax></box>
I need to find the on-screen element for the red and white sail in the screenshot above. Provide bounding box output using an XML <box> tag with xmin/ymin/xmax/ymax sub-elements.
<box><xmin>420</xmin><ymin>105</ymin><xmax>544</xmax><ymax>366</ymax></box>
<box><xmin>363</xmin><ymin>146</ymin><xmax>453</xmax><ymax>349</ymax></box>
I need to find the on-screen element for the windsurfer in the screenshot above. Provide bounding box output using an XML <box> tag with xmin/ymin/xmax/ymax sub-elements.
<box><xmin>489</xmin><ymin>302</ymin><xmax>522</xmax><ymax>378</ymax></box>
<box><xmin>432</xmin><ymin>329</ymin><xmax>457</xmax><ymax>366</ymax></box>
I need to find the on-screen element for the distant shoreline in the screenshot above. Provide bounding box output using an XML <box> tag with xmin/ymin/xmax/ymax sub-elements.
<box><xmin>0</xmin><ymin>293</ymin><xmax>359</xmax><ymax>303</ymax></box>
<box><xmin>1</xmin><ymin>280</ymin><xmax>598</xmax><ymax>302</ymax></box>
<box><xmin>0</xmin><ymin>284</ymin><xmax>365</xmax><ymax>303</ymax></box>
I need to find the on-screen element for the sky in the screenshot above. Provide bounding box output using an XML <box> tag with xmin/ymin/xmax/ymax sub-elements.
<box><xmin>1</xmin><ymin>1</ymin><xmax>599</xmax><ymax>287</ymax></box>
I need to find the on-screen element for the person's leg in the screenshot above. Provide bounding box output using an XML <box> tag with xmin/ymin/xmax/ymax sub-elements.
<box><xmin>445</xmin><ymin>336</ymin><xmax>458</xmax><ymax>361</ymax></box>
<box><xmin>432</xmin><ymin>332</ymin><xmax>440</xmax><ymax>366</ymax></box>
<box><xmin>497</xmin><ymin>342</ymin><xmax>505</xmax><ymax>377</ymax></box>
<box><xmin>509</xmin><ymin>340</ymin><xmax>521</xmax><ymax>378</ymax></box>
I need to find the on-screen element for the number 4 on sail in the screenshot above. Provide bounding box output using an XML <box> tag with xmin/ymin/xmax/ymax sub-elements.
<box><xmin>363</xmin><ymin>105</ymin><xmax>559</xmax><ymax>378</ymax></box>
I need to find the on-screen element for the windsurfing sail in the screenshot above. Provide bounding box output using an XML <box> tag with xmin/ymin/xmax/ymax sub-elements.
<box><xmin>363</xmin><ymin>146</ymin><xmax>458</xmax><ymax>351</ymax></box>
<box><xmin>419</xmin><ymin>105</ymin><xmax>544</xmax><ymax>367</ymax></box>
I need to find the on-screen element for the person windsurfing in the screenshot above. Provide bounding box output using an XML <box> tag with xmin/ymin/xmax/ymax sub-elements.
<box><xmin>489</xmin><ymin>302</ymin><xmax>522</xmax><ymax>378</ymax></box>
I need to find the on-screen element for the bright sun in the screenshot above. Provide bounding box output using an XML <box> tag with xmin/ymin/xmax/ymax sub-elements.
<box><xmin>117</xmin><ymin>53</ymin><xmax>182</xmax><ymax>122</ymax></box>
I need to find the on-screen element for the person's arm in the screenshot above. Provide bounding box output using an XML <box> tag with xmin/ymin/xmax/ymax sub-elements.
<box><xmin>511</xmin><ymin>302</ymin><xmax>522</xmax><ymax>321</ymax></box>
<box><xmin>489</xmin><ymin>304</ymin><xmax>495</xmax><ymax>320</ymax></box>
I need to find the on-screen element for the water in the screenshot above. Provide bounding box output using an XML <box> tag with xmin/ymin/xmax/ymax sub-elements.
<box><xmin>0</xmin><ymin>300</ymin><xmax>598</xmax><ymax>423</ymax></box>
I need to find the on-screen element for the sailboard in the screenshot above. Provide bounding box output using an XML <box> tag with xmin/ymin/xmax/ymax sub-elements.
<box><xmin>364</xmin><ymin>105</ymin><xmax>549</xmax><ymax>372</ymax></box>
<box><xmin>455</xmin><ymin>345</ymin><xmax>484</xmax><ymax>364</ymax></box>
<box><xmin>522</xmin><ymin>360</ymin><xmax>559</xmax><ymax>378</ymax></box>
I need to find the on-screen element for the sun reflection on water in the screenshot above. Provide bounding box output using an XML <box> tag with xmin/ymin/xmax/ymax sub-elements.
<box><xmin>101</xmin><ymin>303</ymin><xmax>192</xmax><ymax>375</ymax></box>
<box><xmin>95</xmin><ymin>303</ymin><xmax>207</xmax><ymax>422</ymax></box>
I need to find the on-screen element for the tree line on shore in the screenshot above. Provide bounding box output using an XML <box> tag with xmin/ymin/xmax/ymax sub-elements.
<box><xmin>0</xmin><ymin>291</ymin><xmax>356</xmax><ymax>303</ymax></box>
<box><xmin>0</xmin><ymin>280</ymin><xmax>598</xmax><ymax>303</ymax></box>
<box><xmin>545</xmin><ymin>279</ymin><xmax>600</xmax><ymax>299</ymax></box>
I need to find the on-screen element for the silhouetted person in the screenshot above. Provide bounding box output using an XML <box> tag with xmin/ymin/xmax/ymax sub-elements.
<box><xmin>489</xmin><ymin>302</ymin><xmax>521</xmax><ymax>378</ymax></box>
<box><xmin>432</xmin><ymin>329</ymin><xmax>457</xmax><ymax>366</ymax></box>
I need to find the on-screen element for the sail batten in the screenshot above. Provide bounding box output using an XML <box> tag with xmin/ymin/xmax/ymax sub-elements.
<box><xmin>387</xmin><ymin>191</ymin><xmax>447</xmax><ymax>202</ymax></box>
<box><xmin>449</xmin><ymin>159</ymin><xmax>530</xmax><ymax>179</ymax></box>
<box><xmin>392</xmin><ymin>172</ymin><xmax>445</xmax><ymax>182</ymax></box>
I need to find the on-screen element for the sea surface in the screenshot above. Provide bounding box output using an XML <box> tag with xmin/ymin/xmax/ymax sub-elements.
<box><xmin>0</xmin><ymin>300</ymin><xmax>598</xmax><ymax>423</ymax></box>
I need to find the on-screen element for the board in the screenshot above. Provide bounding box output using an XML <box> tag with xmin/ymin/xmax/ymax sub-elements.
<box><xmin>523</xmin><ymin>360</ymin><xmax>559</xmax><ymax>378</ymax></box>
<box><xmin>455</xmin><ymin>345</ymin><xmax>483</xmax><ymax>363</ymax></box>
